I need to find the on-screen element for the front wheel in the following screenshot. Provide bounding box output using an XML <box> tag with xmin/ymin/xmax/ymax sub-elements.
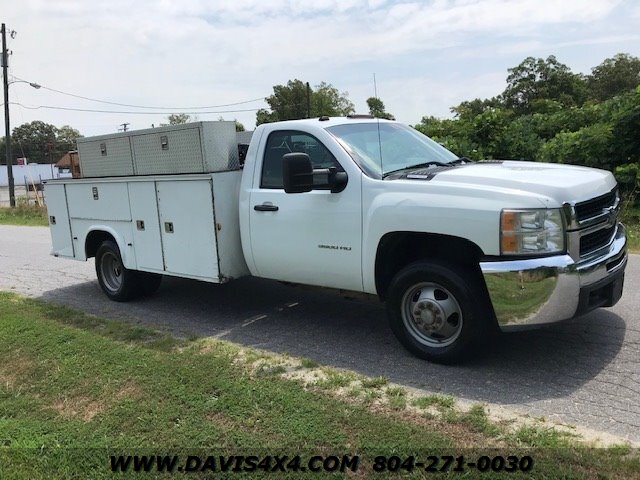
<box><xmin>386</xmin><ymin>260</ymin><xmax>489</xmax><ymax>363</ymax></box>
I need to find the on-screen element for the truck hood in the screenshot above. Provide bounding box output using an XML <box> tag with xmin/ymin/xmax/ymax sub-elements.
<box><xmin>426</xmin><ymin>161</ymin><xmax>616</xmax><ymax>205</ymax></box>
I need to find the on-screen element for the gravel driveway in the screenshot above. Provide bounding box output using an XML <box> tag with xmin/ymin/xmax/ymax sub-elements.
<box><xmin>1</xmin><ymin>225</ymin><xmax>639</xmax><ymax>444</ymax></box>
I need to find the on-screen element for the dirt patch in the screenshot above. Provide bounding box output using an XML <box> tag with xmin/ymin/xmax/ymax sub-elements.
<box><xmin>52</xmin><ymin>396</ymin><xmax>106</xmax><ymax>422</ymax></box>
<box><xmin>114</xmin><ymin>382</ymin><xmax>144</xmax><ymax>401</ymax></box>
<box><xmin>205</xmin><ymin>412</ymin><xmax>236</xmax><ymax>431</ymax></box>
<box><xmin>374</xmin><ymin>401</ymin><xmax>506</xmax><ymax>448</ymax></box>
<box><xmin>51</xmin><ymin>381</ymin><xmax>144</xmax><ymax>422</ymax></box>
<box><xmin>476</xmin><ymin>402</ymin><xmax>639</xmax><ymax>448</ymax></box>
<box><xmin>0</xmin><ymin>355</ymin><xmax>34</xmax><ymax>387</ymax></box>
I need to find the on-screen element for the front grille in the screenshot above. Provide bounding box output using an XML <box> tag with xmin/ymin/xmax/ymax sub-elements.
<box><xmin>580</xmin><ymin>225</ymin><xmax>615</xmax><ymax>256</ymax></box>
<box><xmin>575</xmin><ymin>190</ymin><xmax>616</xmax><ymax>222</ymax></box>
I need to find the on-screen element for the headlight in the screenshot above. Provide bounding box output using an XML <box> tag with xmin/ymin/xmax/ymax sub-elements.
<box><xmin>501</xmin><ymin>209</ymin><xmax>565</xmax><ymax>255</ymax></box>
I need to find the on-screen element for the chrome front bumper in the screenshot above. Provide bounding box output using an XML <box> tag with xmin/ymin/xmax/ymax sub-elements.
<box><xmin>480</xmin><ymin>223</ymin><xmax>627</xmax><ymax>331</ymax></box>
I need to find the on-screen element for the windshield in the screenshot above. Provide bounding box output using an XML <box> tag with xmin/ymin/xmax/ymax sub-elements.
<box><xmin>326</xmin><ymin>122</ymin><xmax>458</xmax><ymax>178</ymax></box>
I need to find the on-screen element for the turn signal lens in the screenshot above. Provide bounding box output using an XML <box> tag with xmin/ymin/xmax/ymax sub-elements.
<box><xmin>501</xmin><ymin>233</ymin><xmax>518</xmax><ymax>254</ymax></box>
<box><xmin>501</xmin><ymin>211</ymin><xmax>518</xmax><ymax>232</ymax></box>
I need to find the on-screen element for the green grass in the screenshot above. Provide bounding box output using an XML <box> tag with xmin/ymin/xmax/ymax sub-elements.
<box><xmin>412</xmin><ymin>394</ymin><xmax>456</xmax><ymax>411</ymax></box>
<box><xmin>300</xmin><ymin>357</ymin><xmax>319</xmax><ymax>369</ymax></box>
<box><xmin>0</xmin><ymin>197</ymin><xmax>48</xmax><ymax>227</ymax></box>
<box><xmin>622</xmin><ymin>206</ymin><xmax>640</xmax><ymax>252</ymax></box>
<box><xmin>0</xmin><ymin>292</ymin><xmax>638</xmax><ymax>479</ymax></box>
<box><xmin>361</xmin><ymin>376</ymin><xmax>389</xmax><ymax>389</ymax></box>
<box><xmin>457</xmin><ymin>405</ymin><xmax>502</xmax><ymax>437</ymax></box>
<box><xmin>315</xmin><ymin>370</ymin><xmax>355</xmax><ymax>389</ymax></box>
<box><xmin>385</xmin><ymin>387</ymin><xmax>407</xmax><ymax>410</ymax></box>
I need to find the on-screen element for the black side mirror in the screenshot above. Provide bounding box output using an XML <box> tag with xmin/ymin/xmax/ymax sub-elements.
<box><xmin>327</xmin><ymin>167</ymin><xmax>348</xmax><ymax>193</ymax></box>
<box><xmin>283</xmin><ymin>153</ymin><xmax>313</xmax><ymax>194</ymax></box>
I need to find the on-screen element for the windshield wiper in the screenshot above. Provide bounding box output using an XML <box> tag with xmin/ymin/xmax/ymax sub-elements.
<box><xmin>383</xmin><ymin>161</ymin><xmax>450</xmax><ymax>178</ymax></box>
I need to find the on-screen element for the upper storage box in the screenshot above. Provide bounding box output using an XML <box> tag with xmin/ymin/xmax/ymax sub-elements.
<box><xmin>77</xmin><ymin>121</ymin><xmax>239</xmax><ymax>177</ymax></box>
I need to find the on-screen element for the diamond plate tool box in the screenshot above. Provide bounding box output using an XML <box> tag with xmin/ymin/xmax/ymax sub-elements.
<box><xmin>77</xmin><ymin>121</ymin><xmax>240</xmax><ymax>177</ymax></box>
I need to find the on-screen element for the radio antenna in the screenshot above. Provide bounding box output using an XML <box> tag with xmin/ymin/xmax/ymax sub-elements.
<box><xmin>373</xmin><ymin>72</ymin><xmax>378</xmax><ymax>98</ymax></box>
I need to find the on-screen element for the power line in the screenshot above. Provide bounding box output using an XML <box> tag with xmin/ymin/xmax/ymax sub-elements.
<box><xmin>10</xmin><ymin>102</ymin><xmax>264</xmax><ymax>115</ymax></box>
<box><xmin>10</xmin><ymin>74</ymin><xmax>266</xmax><ymax>110</ymax></box>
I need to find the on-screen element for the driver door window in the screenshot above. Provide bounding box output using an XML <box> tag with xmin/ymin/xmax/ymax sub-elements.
<box><xmin>261</xmin><ymin>130</ymin><xmax>342</xmax><ymax>189</ymax></box>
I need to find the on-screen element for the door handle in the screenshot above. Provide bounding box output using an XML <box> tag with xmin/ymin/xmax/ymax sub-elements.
<box><xmin>254</xmin><ymin>204</ymin><xmax>279</xmax><ymax>212</ymax></box>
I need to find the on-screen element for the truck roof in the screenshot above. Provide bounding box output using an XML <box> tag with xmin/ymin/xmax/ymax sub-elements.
<box><xmin>258</xmin><ymin>116</ymin><xmax>396</xmax><ymax>130</ymax></box>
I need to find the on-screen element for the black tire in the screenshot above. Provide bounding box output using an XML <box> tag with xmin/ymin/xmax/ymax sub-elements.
<box><xmin>386</xmin><ymin>260</ymin><xmax>489</xmax><ymax>364</ymax></box>
<box><xmin>95</xmin><ymin>240</ymin><xmax>140</xmax><ymax>302</ymax></box>
<box><xmin>136</xmin><ymin>271</ymin><xmax>163</xmax><ymax>297</ymax></box>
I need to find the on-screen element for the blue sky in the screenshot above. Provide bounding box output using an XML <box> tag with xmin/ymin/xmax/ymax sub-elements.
<box><xmin>4</xmin><ymin>0</ymin><xmax>640</xmax><ymax>136</ymax></box>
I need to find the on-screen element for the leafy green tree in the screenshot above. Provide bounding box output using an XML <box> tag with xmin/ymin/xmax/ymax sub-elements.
<box><xmin>366</xmin><ymin>97</ymin><xmax>394</xmax><ymax>120</ymax></box>
<box><xmin>256</xmin><ymin>108</ymin><xmax>277</xmax><ymax>126</ymax></box>
<box><xmin>218</xmin><ymin>116</ymin><xmax>246</xmax><ymax>132</ymax></box>
<box><xmin>414</xmin><ymin>116</ymin><xmax>483</xmax><ymax>159</ymax></box>
<box><xmin>588</xmin><ymin>53</ymin><xmax>640</xmax><ymax>101</ymax></box>
<box><xmin>608</xmin><ymin>86</ymin><xmax>640</xmax><ymax>164</ymax></box>
<box><xmin>466</xmin><ymin>108</ymin><xmax>514</xmax><ymax>159</ymax></box>
<box><xmin>166</xmin><ymin>113</ymin><xmax>191</xmax><ymax>125</ymax></box>
<box><xmin>11</xmin><ymin>121</ymin><xmax>58</xmax><ymax>163</ymax></box>
<box><xmin>55</xmin><ymin>125</ymin><xmax>82</xmax><ymax>158</ymax></box>
<box><xmin>502</xmin><ymin>56</ymin><xmax>588</xmax><ymax>113</ymax></box>
<box><xmin>256</xmin><ymin>79</ymin><xmax>354</xmax><ymax>125</ymax></box>
<box><xmin>530</xmin><ymin>103</ymin><xmax>601</xmax><ymax>141</ymax></box>
<box><xmin>498</xmin><ymin>115</ymin><xmax>544</xmax><ymax>161</ymax></box>
<box><xmin>414</xmin><ymin>116</ymin><xmax>451</xmax><ymax>138</ymax></box>
<box><xmin>414</xmin><ymin>54</ymin><xmax>640</xmax><ymax>168</ymax></box>
<box><xmin>315</xmin><ymin>82</ymin><xmax>355</xmax><ymax>117</ymax></box>
<box><xmin>614</xmin><ymin>162</ymin><xmax>639</xmax><ymax>194</ymax></box>
<box><xmin>417</xmin><ymin>107</ymin><xmax>515</xmax><ymax>160</ymax></box>
<box><xmin>538</xmin><ymin>123</ymin><xmax>614</xmax><ymax>168</ymax></box>
<box><xmin>258</xmin><ymin>79</ymin><xmax>309</xmax><ymax>125</ymax></box>
<box><xmin>3</xmin><ymin>123</ymin><xmax>82</xmax><ymax>164</ymax></box>
<box><xmin>450</xmin><ymin>97</ymin><xmax>501</xmax><ymax>121</ymax></box>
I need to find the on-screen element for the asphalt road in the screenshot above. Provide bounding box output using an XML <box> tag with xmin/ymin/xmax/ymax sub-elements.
<box><xmin>1</xmin><ymin>225</ymin><xmax>639</xmax><ymax>443</ymax></box>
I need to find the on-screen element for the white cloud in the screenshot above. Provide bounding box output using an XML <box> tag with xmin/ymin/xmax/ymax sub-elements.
<box><xmin>555</xmin><ymin>33</ymin><xmax>640</xmax><ymax>48</ymax></box>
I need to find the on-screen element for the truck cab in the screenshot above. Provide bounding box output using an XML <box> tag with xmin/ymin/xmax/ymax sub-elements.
<box><xmin>239</xmin><ymin>117</ymin><xmax>627</xmax><ymax>362</ymax></box>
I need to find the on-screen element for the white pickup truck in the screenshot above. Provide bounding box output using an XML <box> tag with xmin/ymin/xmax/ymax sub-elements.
<box><xmin>45</xmin><ymin>117</ymin><xmax>627</xmax><ymax>362</ymax></box>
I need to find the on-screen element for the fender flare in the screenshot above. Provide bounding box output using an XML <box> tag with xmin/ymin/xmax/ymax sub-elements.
<box><xmin>84</xmin><ymin>226</ymin><xmax>136</xmax><ymax>270</ymax></box>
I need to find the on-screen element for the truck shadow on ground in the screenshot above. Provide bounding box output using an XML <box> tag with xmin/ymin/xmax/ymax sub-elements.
<box><xmin>38</xmin><ymin>274</ymin><xmax>626</xmax><ymax>407</ymax></box>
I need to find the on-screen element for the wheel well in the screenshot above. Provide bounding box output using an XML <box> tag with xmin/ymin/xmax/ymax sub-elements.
<box><xmin>85</xmin><ymin>230</ymin><xmax>116</xmax><ymax>259</ymax></box>
<box><xmin>375</xmin><ymin>232</ymin><xmax>484</xmax><ymax>300</ymax></box>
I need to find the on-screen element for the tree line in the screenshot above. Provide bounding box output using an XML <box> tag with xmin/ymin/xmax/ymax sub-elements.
<box><xmin>0</xmin><ymin>122</ymin><xmax>82</xmax><ymax>164</ymax></box>
<box><xmin>255</xmin><ymin>79</ymin><xmax>394</xmax><ymax>124</ymax></box>
<box><xmin>413</xmin><ymin>53</ymin><xmax>640</xmax><ymax>195</ymax></box>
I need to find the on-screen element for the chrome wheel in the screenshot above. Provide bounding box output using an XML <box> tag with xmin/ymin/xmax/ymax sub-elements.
<box><xmin>401</xmin><ymin>282</ymin><xmax>463</xmax><ymax>348</ymax></box>
<box><xmin>100</xmin><ymin>251</ymin><xmax>123</xmax><ymax>294</ymax></box>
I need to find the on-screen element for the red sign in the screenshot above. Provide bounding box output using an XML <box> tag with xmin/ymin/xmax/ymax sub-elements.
<box><xmin>16</xmin><ymin>157</ymin><xmax>26</xmax><ymax>165</ymax></box>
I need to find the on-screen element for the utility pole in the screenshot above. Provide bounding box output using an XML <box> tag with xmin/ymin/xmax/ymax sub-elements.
<box><xmin>2</xmin><ymin>23</ymin><xmax>15</xmax><ymax>207</ymax></box>
<box><xmin>119</xmin><ymin>122</ymin><xmax>129</xmax><ymax>132</ymax></box>
<box><xmin>306</xmin><ymin>82</ymin><xmax>311</xmax><ymax>119</ymax></box>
